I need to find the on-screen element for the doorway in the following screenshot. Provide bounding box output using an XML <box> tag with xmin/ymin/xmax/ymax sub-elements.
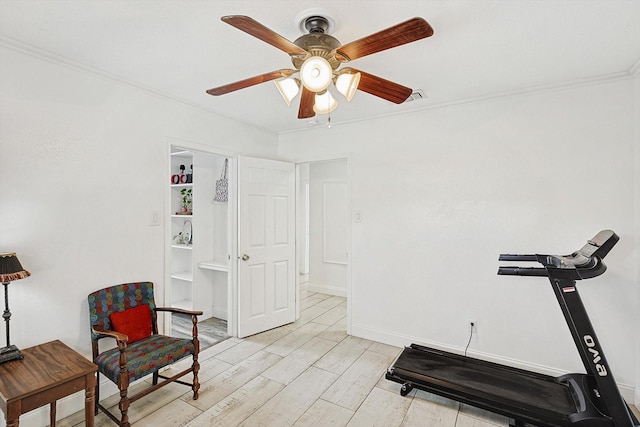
<box><xmin>296</xmin><ymin>158</ymin><xmax>350</xmax><ymax>316</ymax></box>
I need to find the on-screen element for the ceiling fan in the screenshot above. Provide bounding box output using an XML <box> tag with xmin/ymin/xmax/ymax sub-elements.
<box><xmin>206</xmin><ymin>15</ymin><xmax>434</xmax><ymax>119</ymax></box>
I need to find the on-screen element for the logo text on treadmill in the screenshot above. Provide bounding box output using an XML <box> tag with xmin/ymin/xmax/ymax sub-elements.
<box><xmin>584</xmin><ymin>335</ymin><xmax>608</xmax><ymax>376</ymax></box>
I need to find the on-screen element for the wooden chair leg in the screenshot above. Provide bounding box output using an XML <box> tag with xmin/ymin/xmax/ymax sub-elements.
<box><xmin>94</xmin><ymin>371</ymin><xmax>100</xmax><ymax>415</ymax></box>
<box><xmin>192</xmin><ymin>355</ymin><xmax>200</xmax><ymax>400</ymax></box>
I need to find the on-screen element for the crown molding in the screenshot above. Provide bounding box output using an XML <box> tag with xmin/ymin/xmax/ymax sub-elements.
<box><xmin>2</xmin><ymin>35</ymin><xmax>637</xmax><ymax>137</ymax></box>
<box><xmin>0</xmin><ymin>35</ymin><xmax>279</xmax><ymax>136</ymax></box>
<box><xmin>629</xmin><ymin>57</ymin><xmax>640</xmax><ymax>77</ymax></box>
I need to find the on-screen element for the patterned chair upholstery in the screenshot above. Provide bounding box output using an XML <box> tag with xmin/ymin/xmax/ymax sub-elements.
<box><xmin>88</xmin><ymin>282</ymin><xmax>202</xmax><ymax>427</ymax></box>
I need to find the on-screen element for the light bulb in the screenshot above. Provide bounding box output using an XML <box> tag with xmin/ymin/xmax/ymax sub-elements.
<box><xmin>300</xmin><ymin>56</ymin><xmax>333</xmax><ymax>93</ymax></box>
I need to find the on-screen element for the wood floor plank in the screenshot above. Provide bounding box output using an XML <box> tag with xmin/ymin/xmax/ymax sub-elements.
<box><xmin>313</xmin><ymin>335</ymin><xmax>373</xmax><ymax>375</ymax></box>
<box><xmin>214</xmin><ymin>339</ymin><xmax>267</xmax><ymax>365</ymax></box>
<box><xmin>315</xmin><ymin>295</ymin><xmax>346</xmax><ymax>309</ymax></box>
<box><xmin>317</xmin><ymin>316</ymin><xmax>348</xmax><ymax>342</ymax></box>
<box><xmin>187</xmin><ymin>376</ymin><xmax>285</xmax><ymax>427</ymax></box>
<box><xmin>238</xmin><ymin>367</ymin><xmax>338</xmax><ymax>427</ymax></box>
<box><xmin>135</xmin><ymin>397</ymin><xmax>202</xmax><ymax>426</ymax></box>
<box><xmin>264</xmin><ymin>321</ymin><xmax>329</xmax><ymax>357</ymax></box>
<box><xmin>454</xmin><ymin>412</ymin><xmax>509</xmax><ymax>427</ymax></box>
<box><xmin>401</xmin><ymin>391</ymin><xmax>459</xmax><ymax>427</ymax></box>
<box><xmin>262</xmin><ymin>337</ymin><xmax>338</xmax><ymax>385</ymax></box>
<box><xmin>313</xmin><ymin>303</ymin><xmax>347</xmax><ymax>326</ymax></box>
<box><xmin>346</xmin><ymin>387</ymin><xmax>412</xmax><ymax>427</ymax></box>
<box><xmin>185</xmin><ymin>350</ymin><xmax>282</xmax><ymax>410</ymax></box>
<box><xmin>321</xmin><ymin>350</ymin><xmax>396</xmax><ymax>411</ymax></box>
<box><xmin>293</xmin><ymin>398</ymin><xmax>355</xmax><ymax>427</ymax></box>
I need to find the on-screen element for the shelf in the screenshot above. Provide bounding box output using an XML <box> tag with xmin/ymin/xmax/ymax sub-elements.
<box><xmin>171</xmin><ymin>271</ymin><xmax>193</xmax><ymax>282</ymax></box>
<box><xmin>172</xmin><ymin>299</ymin><xmax>192</xmax><ymax>311</ymax></box>
<box><xmin>171</xmin><ymin>214</ymin><xmax>193</xmax><ymax>219</ymax></box>
<box><xmin>171</xmin><ymin>183</ymin><xmax>193</xmax><ymax>189</ymax></box>
<box><xmin>171</xmin><ymin>150</ymin><xmax>192</xmax><ymax>157</ymax></box>
<box><xmin>171</xmin><ymin>244</ymin><xmax>193</xmax><ymax>250</ymax></box>
<box><xmin>198</xmin><ymin>260</ymin><xmax>228</xmax><ymax>272</ymax></box>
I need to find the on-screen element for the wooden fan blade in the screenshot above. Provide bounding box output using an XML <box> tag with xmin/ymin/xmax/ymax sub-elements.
<box><xmin>336</xmin><ymin>17</ymin><xmax>433</xmax><ymax>62</ymax></box>
<box><xmin>206</xmin><ymin>69</ymin><xmax>295</xmax><ymax>96</ymax></box>
<box><xmin>354</xmin><ymin>69</ymin><xmax>413</xmax><ymax>104</ymax></box>
<box><xmin>298</xmin><ymin>86</ymin><xmax>316</xmax><ymax>119</ymax></box>
<box><xmin>222</xmin><ymin>15</ymin><xmax>308</xmax><ymax>57</ymax></box>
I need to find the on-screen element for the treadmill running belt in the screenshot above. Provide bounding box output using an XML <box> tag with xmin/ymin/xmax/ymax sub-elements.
<box><xmin>392</xmin><ymin>345</ymin><xmax>576</xmax><ymax>416</ymax></box>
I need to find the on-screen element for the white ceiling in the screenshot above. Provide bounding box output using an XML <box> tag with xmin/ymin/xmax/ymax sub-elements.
<box><xmin>1</xmin><ymin>1</ymin><xmax>639</xmax><ymax>134</ymax></box>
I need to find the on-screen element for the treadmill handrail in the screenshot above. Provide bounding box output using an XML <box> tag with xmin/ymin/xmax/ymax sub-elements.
<box><xmin>497</xmin><ymin>230</ymin><xmax>618</xmax><ymax>280</ymax></box>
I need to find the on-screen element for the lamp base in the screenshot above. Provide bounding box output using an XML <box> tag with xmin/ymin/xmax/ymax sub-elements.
<box><xmin>0</xmin><ymin>344</ymin><xmax>23</xmax><ymax>363</ymax></box>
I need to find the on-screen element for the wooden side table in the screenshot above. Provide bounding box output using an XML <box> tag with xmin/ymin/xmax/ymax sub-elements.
<box><xmin>0</xmin><ymin>340</ymin><xmax>97</xmax><ymax>427</ymax></box>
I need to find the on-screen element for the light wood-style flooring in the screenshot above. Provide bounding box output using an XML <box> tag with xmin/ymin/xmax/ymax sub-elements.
<box><xmin>60</xmin><ymin>291</ymin><xmax>639</xmax><ymax>427</ymax></box>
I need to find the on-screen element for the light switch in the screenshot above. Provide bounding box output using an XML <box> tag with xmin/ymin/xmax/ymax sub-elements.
<box><xmin>150</xmin><ymin>210</ymin><xmax>161</xmax><ymax>226</ymax></box>
<box><xmin>354</xmin><ymin>210</ymin><xmax>362</xmax><ymax>223</ymax></box>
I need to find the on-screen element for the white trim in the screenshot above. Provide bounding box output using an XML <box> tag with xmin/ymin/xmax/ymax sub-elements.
<box><xmin>306</xmin><ymin>282</ymin><xmax>347</xmax><ymax>298</ymax></box>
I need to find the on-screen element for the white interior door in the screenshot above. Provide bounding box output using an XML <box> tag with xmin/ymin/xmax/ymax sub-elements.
<box><xmin>237</xmin><ymin>156</ymin><xmax>296</xmax><ymax>338</ymax></box>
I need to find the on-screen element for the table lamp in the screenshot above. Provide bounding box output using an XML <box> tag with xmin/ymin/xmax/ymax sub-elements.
<box><xmin>0</xmin><ymin>252</ymin><xmax>30</xmax><ymax>363</ymax></box>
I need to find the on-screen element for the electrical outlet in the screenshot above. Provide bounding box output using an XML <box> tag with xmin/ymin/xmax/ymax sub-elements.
<box><xmin>468</xmin><ymin>320</ymin><xmax>477</xmax><ymax>333</ymax></box>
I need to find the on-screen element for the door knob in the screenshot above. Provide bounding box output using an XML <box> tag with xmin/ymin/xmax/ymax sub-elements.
<box><xmin>241</xmin><ymin>254</ymin><xmax>250</xmax><ymax>261</ymax></box>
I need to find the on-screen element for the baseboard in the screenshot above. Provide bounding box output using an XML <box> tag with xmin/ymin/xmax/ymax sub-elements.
<box><xmin>212</xmin><ymin>306</ymin><xmax>227</xmax><ymax>321</ymax></box>
<box><xmin>350</xmin><ymin>322</ymin><xmax>638</xmax><ymax>404</ymax></box>
<box><xmin>306</xmin><ymin>282</ymin><xmax>347</xmax><ymax>297</ymax></box>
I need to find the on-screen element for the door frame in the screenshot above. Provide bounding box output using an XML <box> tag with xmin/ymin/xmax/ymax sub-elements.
<box><xmin>164</xmin><ymin>137</ymin><xmax>238</xmax><ymax>337</ymax></box>
<box><xmin>293</xmin><ymin>153</ymin><xmax>352</xmax><ymax>335</ymax></box>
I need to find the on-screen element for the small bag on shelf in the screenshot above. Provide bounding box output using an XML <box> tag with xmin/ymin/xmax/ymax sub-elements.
<box><xmin>214</xmin><ymin>158</ymin><xmax>229</xmax><ymax>202</ymax></box>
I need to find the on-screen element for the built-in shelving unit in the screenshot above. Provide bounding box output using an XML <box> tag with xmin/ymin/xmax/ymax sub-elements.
<box><xmin>169</xmin><ymin>146</ymin><xmax>230</xmax><ymax>321</ymax></box>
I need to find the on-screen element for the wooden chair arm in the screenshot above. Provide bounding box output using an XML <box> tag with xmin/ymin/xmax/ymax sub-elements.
<box><xmin>92</xmin><ymin>325</ymin><xmax>128</xmax><ymax>344</ymax></box>
<box><xmin>155</xmin><ymin>307</ymin><xmax>203</xmax><ymax>316</ymax></box>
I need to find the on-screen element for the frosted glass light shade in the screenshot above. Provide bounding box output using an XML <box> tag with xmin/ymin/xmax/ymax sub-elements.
<box><xmin>274</xmin><ymin>78</ymin><xmax>300</xmax><ymax>106</ymax></box>
<box><xmin>335</xmin><ymin>71</ymin><xmax>361</xmax><ymax>101</ymax></box>
<box><xmin>313</xmin><ymin>91</ymin><xmax>338</xmax><ymax>114</ymax></box>
<box><xmin>300</xmin><ymin>56</ymin><xmax>333</xmax><ymax>93</ymax></box>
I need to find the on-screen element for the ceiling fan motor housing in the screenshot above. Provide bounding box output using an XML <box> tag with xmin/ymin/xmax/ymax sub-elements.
<box><xmin>292</xmin><ymin>15</ymin><xmax>342</xmax><ymax>70</ymax></box>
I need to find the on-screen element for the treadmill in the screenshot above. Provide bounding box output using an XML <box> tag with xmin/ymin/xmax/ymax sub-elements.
<box><xmin>386</xmin><ymin>230</ymin><xmax>639</xmax><ymax>426</ymax></box>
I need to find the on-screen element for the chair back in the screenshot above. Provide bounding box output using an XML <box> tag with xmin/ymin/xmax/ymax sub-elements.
<box><xmin>88</xmin><ymin>281</ymin><xmax>158</xmax><ymax>341</ymax></box>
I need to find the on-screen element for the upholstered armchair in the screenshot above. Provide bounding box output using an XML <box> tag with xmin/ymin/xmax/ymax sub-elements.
<box><xmin>88</xmin><ymin>282</ymin><xmax>202</xmax><ymax>427</ymax></box>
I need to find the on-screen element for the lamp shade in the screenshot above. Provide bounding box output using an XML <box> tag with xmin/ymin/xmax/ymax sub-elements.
<box><xmin>300</xmin><ymin>56</ymin><xmax>333</xmax><ymax>93</ymax></box>
<box><xmin>335</xmin><ymin>70</ymin><xmax>361</xmax><ymax>102</ymax></box>
<box><xmin>313</xmin><ymin>91</ymin><xmax>338</xmax><ymax>114</ymax></box>
<box><xmin>0</xmin><ymin>253</ymin><xmax>30</xmax><ymax>283</ymax></box>
<box><xmin>274</xmin><ymin>77</ymin><xmax>300</xmax><ymax>106</ymax></box>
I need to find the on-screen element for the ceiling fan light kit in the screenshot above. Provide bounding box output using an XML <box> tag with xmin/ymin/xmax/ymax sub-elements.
<box><xmin>299</xmin><ymin>56</ymin><xmax>333</xmax><ymax>92</ymax></box>
<box><xmin>274</xmin><ymin>77</ymin><xmax>300</xmax><ymax>106</ymax></box>
<box><xmin>335</xmin><ymin>69</ymin><xmax>361</xmax><ymax>102</ymax></box>
<box><xmin>313</xmin><ymin>90</ymin><xmax>338</xmax><ymax>114</ymax></box>
<box><xmin>207</xmin><ymin>14</ymin><xmax>434</xmax><ymax>120</ymax></box>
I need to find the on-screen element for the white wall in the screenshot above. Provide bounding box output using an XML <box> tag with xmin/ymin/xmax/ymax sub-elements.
<box><xmin>633</xmin><ymin>69</ymin><xmax>640</xmax><ymax>406</ymax></box>
<box><xmin>307</xmin><ymin>159</ymin><xmax>348</xmax><ymax>296</ymax></box>
<box><xmin>279</xmin><ymin>77</ymin><xmax>638</xmax><ymax>401</ymax></box>
<box><xmin>0</xmin><ymin>45</ymin><xmax>278</xmax><ymax>425</ymax></box>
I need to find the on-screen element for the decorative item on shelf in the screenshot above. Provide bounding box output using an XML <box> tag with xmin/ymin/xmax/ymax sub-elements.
<box><xmin>187</xmin><ymin>164</ymin><xmax>193</xmax><ymax>183</ymax></box>
<box><xmin>0</xmin><ymin>252</ymin><xmax>30</xmax><ymax>363</ymax></box>
<box><xmin>171</xmin><ymin>164</ymin><xmax>189</xmax><ymax>184</ymax></box>
<box><xmin>173</xmin><ymin>220</ymin><xmax>193</xmax><ymax>245</ymax></box>
<box><xmin>177</xmin><ymin>187</ymin><xmax>192</xmax><ymax>215</ymax></box>
<box><xmin>214</xmin><ymin>158</ymin><xmax>229</xmax><ymax>202</ymax></box>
